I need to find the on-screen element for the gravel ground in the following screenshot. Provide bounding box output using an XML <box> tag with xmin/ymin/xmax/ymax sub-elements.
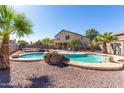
<box><xmin>0</xmin><ymin>51</ymin><xmax>124</xmax><ymax>88</ymax></box>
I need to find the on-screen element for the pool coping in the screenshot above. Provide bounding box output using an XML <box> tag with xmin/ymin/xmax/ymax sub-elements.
<box><xmin>64</xmin><ymin>61</ymin><xmax>123</xmax><ymax>70</ymax></box>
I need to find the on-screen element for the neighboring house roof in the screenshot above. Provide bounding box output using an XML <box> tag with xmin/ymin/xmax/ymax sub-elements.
<box><xmin>55</xmin><ymin>29</ymin><xmax>88</xmax><ymax>38</ymax></box>
<box><xmin>114</xmin><ymin>31</ymin><xmax>124</xmax><ymax>36</ymax></box>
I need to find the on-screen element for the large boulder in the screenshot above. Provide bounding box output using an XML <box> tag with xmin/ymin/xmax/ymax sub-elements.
<box><xmin>44</xmin><ymin>53</ymin><xmax>51</xmax><ymax>64</ymax></box>
<box><xmin>44</xmin><ymin>51</ymin><xmax>69</xmax><ymax>66</ymax></box>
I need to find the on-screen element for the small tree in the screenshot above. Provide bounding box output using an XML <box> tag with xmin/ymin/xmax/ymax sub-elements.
<box><xmin>85</xmin><ymin>28</ymin><xmax>99</xmax><ymax>41</ymax></box>
<box><xmin>94</xmin><ymin>32</ymin><xmax>117</xmax><ymax>54</ymax></box>
<box><xmin>41</xmin><ymin>38</ymin><xmax>53</xmax><ymax>51</ymax></box>
<box><xmin>0</xmin><ymin>32</ymin><xmax>2</xmax><ymax>43</ymax></box>
<box><xmin>85</xmin><ymin>28</ymin><xmax>99</xmax><ymax>51</ymax></box>
<box><xmin>32</xmin><ymin>40</ymin><xmax>42</xmax><ymax>46</ymax></box>
<box><xmin>17</xmin><ymin>40</ymin><xmax>28</xmax><ymax>50</ymax></box>
<box><xmin>88</xmin><ymin>40</ymin><xmax>98</xmax><ymax>52</ymax></box>
<box><xmin>69</xmin><ymin>39</ymin><xmax>80</xmax><ymax>51</ymax></box>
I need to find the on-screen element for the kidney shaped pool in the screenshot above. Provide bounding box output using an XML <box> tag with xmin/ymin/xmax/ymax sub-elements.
<box><xmin>64</xmin><ymin>54</ymin><xmax>105</xmax><ymax>63</ymax></box>
<box><xmin>19</xmin><ymin>52</ymin><xmax>44</xmax><ymax>59</ymax></box>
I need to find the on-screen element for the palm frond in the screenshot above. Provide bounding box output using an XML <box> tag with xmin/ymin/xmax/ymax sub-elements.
<box><xmin>94</xmin><ymin>32</ymin><xmax>117</xmax><ymax>43</ymax></box>
<box><xmin>0</xmin><ymin>5</ymin><xmax>14</xmax><ymax>21</ymax></box>
<box><xmin>13</xmin><ymin>13</ymin><xmax>33</xmax><ymax>38</ymax></box>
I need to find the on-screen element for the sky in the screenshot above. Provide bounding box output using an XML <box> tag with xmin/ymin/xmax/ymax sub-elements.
<box><xmin>11</xmin><ymin>5</ymin><xmax>124</xmax><ymax>42</ymax></box>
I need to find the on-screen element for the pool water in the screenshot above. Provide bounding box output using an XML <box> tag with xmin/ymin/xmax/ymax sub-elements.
<box><xmin>64</xmin><ymin>54</ymin><xmax>104</xmax><ymax>63</ymax></box>
<box><xmin>19</xmin><ymin>52</ymin><xmax>44</xmax><ymax>58</ymax></box>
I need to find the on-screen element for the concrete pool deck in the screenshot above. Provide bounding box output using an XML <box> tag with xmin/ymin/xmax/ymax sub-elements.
<box><xmin>64</xmin><ymin>61</ymin><xmax>123</xmax><ymax>70</ymax></box>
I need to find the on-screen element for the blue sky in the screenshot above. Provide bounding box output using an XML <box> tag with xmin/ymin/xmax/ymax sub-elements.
<box><xmin>11</xmin><ymin>5</ymin><xmax>124</xmax><ymax>42</ymax></box>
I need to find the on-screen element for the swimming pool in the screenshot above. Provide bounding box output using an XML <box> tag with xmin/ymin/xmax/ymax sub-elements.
<box><xmin>10</xmin><ymin>52</ymin><xmax>123</xmax><ymax>70</ymax></box>
<box><xmin>19</xmin><ymin>52</ymin><xmax>44</xmax><ymax>59</ymax></box>
<box><xmin>64</xmin><ymin>54</ymin><xmax>105</xmax><ymax>63</ymax></box>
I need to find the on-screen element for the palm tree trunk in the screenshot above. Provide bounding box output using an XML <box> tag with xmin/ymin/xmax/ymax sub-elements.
<box><xmin>46</xmin><ymin>44</ymin><xmax>49</xmax><ymax>51</ymax></box>
<box><xmin>73</xmin><ymin>46</ymin><xmax>75</xmax><ymax>51</ymax></box>
<box><xmin>102</xmin><ymin>42</ymin><xmax>108</xmax><ymax>54</ymax></box>
<box><xmin>0</xmin><ymin>33</ymin><xmax>10</xmax><ymax>70</ymax></box>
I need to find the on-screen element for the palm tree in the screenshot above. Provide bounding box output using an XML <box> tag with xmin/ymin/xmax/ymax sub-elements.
<box><xmin>41</xmin><ymin>38</ymin><xmax>53</xmax><ymax>51</ymax></box>
<box><xmin>89</xmin><ymin>40</ymin><xmax>98</xmax><ymax>52</ymax></box>
<box><xmin>0</xmin><ymin>32</ymin><xmax>2</xmax><ymax>43</ymax></box>
<box><xmin>0</xmin><ymin>5</ymin><xmax>33</xmax><ymax>70</ymax></box>
<box><xmin>94</xmin><ymin>32</ymin><xmax>117</xmax><ymax>54</ymax></box>
<box><xmin>32</xmin><ymin>40</ymin><xmax>43</xmax><ymax>46</ymax></box>
<box><xmin>69</xmin><ymin>39</ymin><xmax>80</xmax><ymax>51</ymax></box>
<box><xmin>85</xmin><ymin>28</ymin><xmax>99</xmax><ymax>41</ymax></box>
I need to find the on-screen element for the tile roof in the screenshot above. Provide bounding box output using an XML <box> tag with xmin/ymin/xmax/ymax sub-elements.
<box><xmin>55</xmin><ymin>29</ymin><xmax>87</xmax><ymax>38</ymax></box>
<box><xmin>114</xmin><ymin>31</ymin><xmax>124</xmax><ymax>36</ymax></box>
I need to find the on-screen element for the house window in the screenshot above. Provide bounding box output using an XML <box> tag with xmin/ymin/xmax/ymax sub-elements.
<box><xmin>57</xmin><ymin>38</ymin><xmax>60</xmax><ymax>40</ymax></box>
<box><xmin>65</xmin><ymin>35</ymin><xmax>70</xmax><ymax>40</ymax></box>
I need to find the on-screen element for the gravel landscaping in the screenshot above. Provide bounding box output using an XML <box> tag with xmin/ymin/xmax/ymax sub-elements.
<box><xmin>0</xmin><ymin>51</ymin><xmax>124</xmax><ymax>88</ymax></box>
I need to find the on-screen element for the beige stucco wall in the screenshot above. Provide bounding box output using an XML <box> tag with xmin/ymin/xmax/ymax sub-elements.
<box><xmin>116</xmin><ymin>35</ymin><xmax>124</xmax><ymax>41</ymax></box>
<box><xmin>9</xmin><ymin>40</ymin><xmax>19</xmax><ymax>53</ymax></box>
<box><xmin>106</xmin><ymin>34</ymin><xmax>124</xmax><ymax>55</ymax></box>
<box><xmin>55</xmin><ymin>31</ymin><xmax>90</xmax><ymax>45</ymax></box>
<box><xmin>107</xmin><ymin>41</ymin><xmax>124</xmax><ymax>56</ymax></box>
<box><xmin>9</xmin><ymin>43</ymin><xmax>19</xmax><ymax>54</ymax></box>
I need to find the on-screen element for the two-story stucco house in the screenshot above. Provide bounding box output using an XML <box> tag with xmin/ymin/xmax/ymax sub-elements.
<box><xmin>54</xmin><ymin>30</ymin><xmax>90</xmax><ymax>49</ymax></box>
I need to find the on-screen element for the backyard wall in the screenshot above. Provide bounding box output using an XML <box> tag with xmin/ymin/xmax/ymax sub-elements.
<box><xmin>9</xmin><ymin>40</ymin><xmax>19</xmax><ymax>54</ymax></box>
<box><xmin>0</xmin><ymin>40</ymin><xmax>19</xmax><ymax>54</ymax></box>
<box><xmin>9</xmin><ymin>43</ymin><xmax>19</xmax><ymax>54</ymax></box>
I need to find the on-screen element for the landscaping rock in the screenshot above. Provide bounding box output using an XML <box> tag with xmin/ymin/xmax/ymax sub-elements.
<box><xmin>44</xmin><ymin>53</ymin><xmax>51</xmax><ymax>64</ymax></box>
<box><xmin>44</xmin><ymin>51</ymin><xmax>69</xmax><ymax>66</ymax></box>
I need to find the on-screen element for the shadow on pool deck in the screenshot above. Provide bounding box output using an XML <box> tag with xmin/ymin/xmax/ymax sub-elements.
<box><xmin>29</xmin><ymin>76</ymin><xmax>50</xmax><ymax>88</ymax></box>
<box><xmin>49</xmin><ymin>64</ymin><xmax>69</xmax><ymax>68</ymax></box>
<box><xmin>0</xmin><ymin>70</ymin><xmax>13</xmax><ymax>88</ymax></box>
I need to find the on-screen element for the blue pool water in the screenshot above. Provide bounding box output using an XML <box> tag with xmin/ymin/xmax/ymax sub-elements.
<box><xmin>19</xmin><ymin>52</ymin><xmax>44</xmax><ymax>58</ymax></box>
<box><xmin>64</xmin><ymin>54</ymin><xmax>104</xmax><ymax>63</ymax></box>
